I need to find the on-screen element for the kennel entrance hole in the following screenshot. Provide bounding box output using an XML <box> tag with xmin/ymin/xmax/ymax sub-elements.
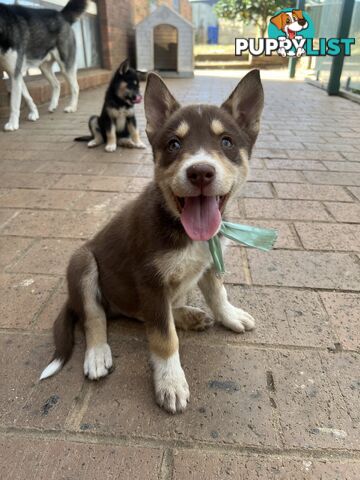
<box><xmin>154</xmin><ymin>24</ymin><xmax>178</xmax><ymax>71</ymax></box>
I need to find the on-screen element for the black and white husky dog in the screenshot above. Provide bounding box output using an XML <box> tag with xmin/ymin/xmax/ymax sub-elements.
<box><xmin>0</xmin><ymin>0</ymin><xmax>87</xmax><ymax>131</ymax></box>
<box><xmin>75</xmin><ymin>59</ymin><xmax>146</xmax><ymax>153</ymax></box>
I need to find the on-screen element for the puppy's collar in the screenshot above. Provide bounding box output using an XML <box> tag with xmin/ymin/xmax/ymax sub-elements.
<box><xmin>208</xmin><ymin>222</ymin><xmax>278</xmax><ymax>274</ymax></box>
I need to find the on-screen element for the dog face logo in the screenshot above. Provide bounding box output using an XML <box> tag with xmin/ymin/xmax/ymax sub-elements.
<box><xmin>270</xmin><ymin>9</ymin><xmax>308</xmax><ymax>40</ymax></box>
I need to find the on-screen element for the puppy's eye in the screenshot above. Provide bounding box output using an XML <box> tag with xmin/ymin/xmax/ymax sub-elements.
<box><xmin>286</xmin><ymin>18</ymin><xmax>291</xmax><ymax>23</ymax></box>
<box><xmin>168</xmin><ymin>138</ymin><xmax>181</xmax><ymax>152</ymax></box>
<box><xmin>221</xmin><ymin>136</ymin><xmax>233</xmax><ymax>149</ymax></box>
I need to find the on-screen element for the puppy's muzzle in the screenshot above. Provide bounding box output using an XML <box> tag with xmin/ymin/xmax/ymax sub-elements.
<box><xmin>186</xmin><ymin>163</ymin><xmax>215</xmax><ymax>189</ymax></box>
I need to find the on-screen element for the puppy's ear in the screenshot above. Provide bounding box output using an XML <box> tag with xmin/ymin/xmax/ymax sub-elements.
<box><xmin>270</xmin><ymin>12</ymin><xmax>284</xmax><ymax>30</ymax></box>
<box><xmin>119</xmin><ymin>58</ymin><xmax>130</xmax><ymax>75</ymax></box>
<box><xmin>145</xmin><ymin>72</ymin><xmax>180</xmax><ymax>143</ymax></box>
<box><xmin>221</xmin><ymin>69</ymin><xmax>264</xmax><ymax>145</ymax></box>
<box><xmin>292</xmin><ymin>9</ymin><xmax>303</xmax><ymax>19</ymax></box>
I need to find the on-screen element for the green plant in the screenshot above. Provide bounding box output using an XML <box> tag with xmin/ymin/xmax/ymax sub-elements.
<box><xmin>214</xmin><ymin>0</ymin><xmax>296</xmax><ymax>37</ymax></box>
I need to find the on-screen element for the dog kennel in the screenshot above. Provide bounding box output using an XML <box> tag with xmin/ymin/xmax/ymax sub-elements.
<box><xmin>136</xmin><ymin>5</ymin><xmax>194</xmax><ymax>77</ymax></box>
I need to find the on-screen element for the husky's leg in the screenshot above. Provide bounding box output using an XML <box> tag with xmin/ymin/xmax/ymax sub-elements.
<box><xmin>40</xmin><ymin>62</ymin><xmax>61</xmax><ymax>112</ymax></box>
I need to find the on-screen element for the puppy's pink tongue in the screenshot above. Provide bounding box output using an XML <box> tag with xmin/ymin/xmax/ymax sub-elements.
<box><xmin>180</xmin><ymin>196</ymin><xmax>221</xmax><ymax>241</ymax></box>
<box><xmin>134</xmin><ymin>94</ymin><xmax>142</xmax><ymax>104</ymax></box>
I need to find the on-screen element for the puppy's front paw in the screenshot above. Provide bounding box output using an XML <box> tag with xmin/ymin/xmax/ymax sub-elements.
<box><xmin>84</xmin><ymin>343</ymin><xmax>113</xmax><ymax>380</ymax></box>
<box><xmin>105</xmin><ymin>143</ymin><xmax>117</xmax><ymax>153</ymax></box>
<box><xmin>4</xmin><ymin>120</ymin><xmax>19</xmax><ymax>132</ymax></box>
<box><xmin>219</xmin><ymin>304</ymin><xmax>255</xmax><ymax>333</ymax></box>
<box><xmin>28</xmin><ymin>111</ymin><xmax>39</xmax><ymax>122</ymax></box>
<box><xmin>152</xmin><ymin>352</ymin><xmax>190</xmax><ymax>414</ymax></box>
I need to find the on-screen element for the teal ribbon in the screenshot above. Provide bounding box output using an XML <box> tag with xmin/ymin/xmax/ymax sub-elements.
<box><xmin>208</xmin><ymin>221</ymin><xmax>278</xmax><ymax>274</ymax></box>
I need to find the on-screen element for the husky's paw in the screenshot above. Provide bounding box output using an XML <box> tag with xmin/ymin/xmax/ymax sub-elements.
<box><xmin>48</xmin><ymin>104</ymin><xmax>58</xmax><ymax>113</ymax></box>
<box><xmin>4</xmin><ymin>120</ymin><xmax>19</xmax><ymax>131</ymax></box>
<box><xmin>219</xmin><ymin>304</ymin><xmax>255</xmax><ymax>333</ymax></box>
<box><xmin>88</xmin><ymin>139</ymin><xmax>99</xmax><ymax>148</ymax></box>
<box><xmin>174</xmin><ymin>306</ymin><xmax>214</xmax><ymax>331</ymax></box>
<box><xmin>64</xmin><ymin>105</ymin><xmax>77</xmax><ymax>113</ymax></box>
<box><xmin>105</xmin><ymin>143</ymin><xmax>117</xmax><ymax>153</ymax></box>
<box><xmin>84</xmin><ymin>343</ymin><xmax>113</xmax><ymax>380</ymax></box>
<box><xmin>152</xmin><ymin>353</ymin><xmax>190</xmax><ymax>414</ymax></box>
<box><xmin>28</xmin><ymin>111</ymin><xmax>39</xmax><ymax>122</ymax></box>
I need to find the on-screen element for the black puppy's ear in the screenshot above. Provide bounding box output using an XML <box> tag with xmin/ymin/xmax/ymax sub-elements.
<box><xmin>145</xmin><ymin>72</ymin><xmax>180</xmax><ymax>143</ymax></box>
<box><xmin>118</xmin><ymin>58</ymin><xmax>130</xmax><ymax>75</ymax></box>
<box><xmin>221</xmin><ymin>69</ymin><xmax>264</xmax><ymax>144</ymax></box>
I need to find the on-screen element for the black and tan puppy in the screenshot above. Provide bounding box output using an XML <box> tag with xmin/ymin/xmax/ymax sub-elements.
<box><xmin>75</xmin><ymin>58</ymin><xmax>145</xmax><ymax>152</ymax></box>
<box><xmin>41</xmin><ymin>70</ymin><xmax>264</xmax><ymax>414</ymax></box>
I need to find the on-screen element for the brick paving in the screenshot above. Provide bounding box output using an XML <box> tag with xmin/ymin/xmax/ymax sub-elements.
<box><xmin>0</xmin><ymin>70</ymin><xmax>360</xmax><ymax>478</ymax></box>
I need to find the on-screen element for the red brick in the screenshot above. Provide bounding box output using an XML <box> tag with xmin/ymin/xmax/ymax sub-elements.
<box><xmin>0</xmin><ymin>209</ymin><xmax>17</xmax><ymax>228</ymax></box>
<box><xmin>323</xmin><ymin>161</ymin><xmax>360</xmax><ymax>172</ymax></box>
<box><xmin>173</xmin><ymin>450</ymin><xmax>360</xmax><ymax>480</ymax></box>
<box><xmin>249</xmin><ymin>170</ymin><xmax>305</xmax><ymax>183</ymax></box>
<box><xmin>274</xmin><ymin>183</ymin><xmax>352</xmax><ymax>202</ymax></box>
<box><xmin>36</xmin><ymin>161</ymin><xmax>107</xmax><ymax>175</ymax></box>
<box><xmin>53</xmin><ymin>174</ymin><xmax>130</xmax><ymax>192</ymax></box>
<box><xmin>71</xmin><ymin>191</ymin><xmax>137</xmax><ymax>212</ymax></box>
<box><xmin>265</xmin><ymin>159</ymin><xmax>326</xmax><ymax>170</ymax></box>
<box><xmin>0</xmin><ymin>189</ymin><xmax>82</xmax><ymax>210</ymax></box>
<box><xmin>240</xmin><ymin>182</ymin><xmax>273</xmax><ymax>198</ymax></box>
<box><xmin>320</xmin><ymin>292</ymin><xmax>360</xmax><ymax>350</ymax></box>
<box><xmin>303</xmin><ymin>171</ymin><xmax>360</xmax><ymax>186</ymax></box>
<box><xmin>1</xmin><ymin>210</ymin><xmax>110</xmax><ymax>239</ymax></box>
<box><xmin>0</xmin><ymin>173</ymin><xmax>60</xmax><ymax>189</ymax></box>
<box><xmin>271</xmin><ymin>350</ymin><xmax>360</xmax><ymax>449</ymax></box>
<box><xmin>348</xmin><ymin>186</ymin><xmax>360</xmax><ymax>200</ymax></box>
<box><xmin>295</xmin><ymin>223</ymin><xmax>360</xmax><ymax>251</ymax></box>
<box><xmin>324</xmin><ymin>202</ymin><xmax>360</xmax><ymax>223</ymax></box>
<box><xmin>8</xmin><ymin>238</ymin><xmax>84</xmax><ymax>275</ymax></box>
<box><xmin>0</xmin><ymin>435</ymin><xmax>163</xmax><ymax>480</ymax></box>
<box><xmin>0</xmin><ymin>236</ymin><xmax>33</xmax><ymax>268</ymax></box>
<box><xmin>244</xmin><ymin>199</ymin><xmax>331</xmax><ymax>221</ymax></box>
<box><xmin>247</xmin><ymin>250</ymin><xmax>360</xmax><ymax>290</ymax></box>
<box><xmin>0</xmin><ymin>274</ymin><xmax>59</xmax><ymax>328</ymax></box>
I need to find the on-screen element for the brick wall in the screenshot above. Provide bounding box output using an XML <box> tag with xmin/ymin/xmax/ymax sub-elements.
<box><xmin>180</xmin><ymin>0</ymin><xmax>192</xmax><ymax>22</ymax></box>
<box><xmin>98</xmin><ymin>0</ymin><xmax>134</xmax><ymax>70</ymax></box>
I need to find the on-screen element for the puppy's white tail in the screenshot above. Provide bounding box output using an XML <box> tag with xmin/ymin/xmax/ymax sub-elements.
<box><xmin>40</xmin><ymin>302</ymin><xmax>77</xmax><ymax>380</ymax></box>
<box><xmin>40</xmin><ymin>359</ymin><xmax>63</xmax><ymax>380</ymax></box>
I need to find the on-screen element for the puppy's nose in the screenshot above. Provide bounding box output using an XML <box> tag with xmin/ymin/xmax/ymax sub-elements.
<box><xmin>298</xmin><ymin>18</ymin><xmax>306</xmax><ymax>26</ymax></box>
<box><xmin>186</xmin><ymin>163</ymin><xmax>215</xmax><ymax>188</ymax></box>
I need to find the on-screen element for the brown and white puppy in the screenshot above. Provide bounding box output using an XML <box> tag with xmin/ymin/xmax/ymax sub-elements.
<box><xmin>40</xmin><ymin>70</ymin><xmax>264</xmax><ymax>414</ymax></box>
<box><xmin>270</xmin><ymin>10</ymin><xmax>308</xmax><ymax>57</ymax></box>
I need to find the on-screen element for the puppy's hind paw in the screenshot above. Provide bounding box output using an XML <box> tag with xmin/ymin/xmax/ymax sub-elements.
<box><xmin>174</xmin><ymin>306</ymin><xmax>214</xmax><ymax>331</ymax></box>
<box><xmin>219</xmin><ymin>304</ymin><xmax>255</xmax><ymax>333</ymax></box>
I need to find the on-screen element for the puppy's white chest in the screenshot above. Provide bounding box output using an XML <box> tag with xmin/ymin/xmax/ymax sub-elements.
<box><xmin>156</xmin><ymin>242</ymin><xmax>213</xmax><ymax>302</ymax></box>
